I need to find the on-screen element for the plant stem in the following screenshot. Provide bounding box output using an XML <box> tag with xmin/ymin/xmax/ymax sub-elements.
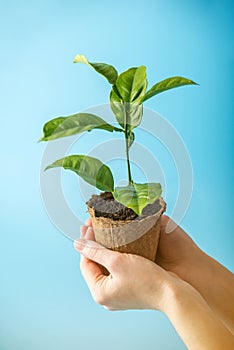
<box><xmin>125</xmin><ymin>107</ymin><xmax>133</xmax><ymax>185</ymax></box>
<box><xmin>125</xmin><ymin>131</ymin><xmax>133</xmax><ymax>184</ymax></box>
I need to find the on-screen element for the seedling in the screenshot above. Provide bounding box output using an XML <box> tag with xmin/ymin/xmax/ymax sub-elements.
<box><xmin>40</xmin><ymin>54</ymin><xmax>197</xmax><ymax>216</ymax></box>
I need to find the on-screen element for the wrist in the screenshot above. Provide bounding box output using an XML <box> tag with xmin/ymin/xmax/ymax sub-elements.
<box><xmin>158</xmin><ymin>270</ymin><xmax>209</xmax><ymax>315</ymax></box>
<box><xmin>172</xmin><ymin>246</ymin><xmax>207</xmax><ymax>284</ymax></box>
<box><xmin>180</xmin><ymin>247</ymin><xmax>228</xmax><ymax>293</ymax></box>
<box><xmin>150</xmin><ymin>272</ymin><xmax>190</xmax><ymax>313</ymax></box>
<box><xmin>164</xmin><ymin>279</ymin><xmax>201</xmax><ymax>315</ymax></box>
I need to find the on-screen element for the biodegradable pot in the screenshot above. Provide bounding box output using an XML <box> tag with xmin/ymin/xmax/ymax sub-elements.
<box><xmin>87</xmin><ymin>194</ymin><xmax>166</xmax><ymax>262</ymax></box>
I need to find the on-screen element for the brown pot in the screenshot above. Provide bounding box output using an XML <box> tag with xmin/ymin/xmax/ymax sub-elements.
<box><xmin>87</xmin><ymin>196</ymin><xmax>166</xmax><ymax>262</ymax></box>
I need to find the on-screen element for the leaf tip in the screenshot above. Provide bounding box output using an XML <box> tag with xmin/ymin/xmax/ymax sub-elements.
<box><xmin>132</xmin><ymin>208</ymin><xmax>141</xmax><ymax>216</ymax></box>
<box><xmin>139</xmin><ymin>65</ymin><xmax>147</xmax><ymax>71</ymax></box>
<box><xmin>38</xmin><ymin>136</ymin><xmax>45</xmax><ymax>143</ymax></box>
<box><xmin>73</xmin><ymin>54</ymin><xmax>88</xmax><ymax>64</ymax></box>
<box><xmin>44</xmin><ymin>163</ymin><xmax>55</xmax><ymax>172</ymax></box>
<box><xmin>191</xmin><ymin>80</ymin><xmax>199</xmax><ymax>86</ymax></box>
<box><xmin>73</xmin><ymin>54</ymin><xmax>79</xmax><ymax>63</ymax></box>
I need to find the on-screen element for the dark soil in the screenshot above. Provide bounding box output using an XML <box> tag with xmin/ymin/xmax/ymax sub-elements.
<box><xmin>86</xmin><ymin>192</ymin><xmax>162</xmax><ymax>221</ymax></box>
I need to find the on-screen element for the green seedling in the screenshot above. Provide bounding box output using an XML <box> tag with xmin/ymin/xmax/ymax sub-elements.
<box><xmin>40</xmin><ymin>54</ymin><xmax>197</xmax><ymax>215</ymax></box>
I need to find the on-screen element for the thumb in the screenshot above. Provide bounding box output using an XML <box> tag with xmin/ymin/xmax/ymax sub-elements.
<box><xmin>74</xmin><ymin>238</ymin><xmax>119</xmax><ymax>273</ymax></box>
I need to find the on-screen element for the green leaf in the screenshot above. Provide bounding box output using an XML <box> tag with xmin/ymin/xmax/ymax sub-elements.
<box><xmin>45</xmin><ymin>155</ymin><xmax>114</xmax><ymax>192</ymax></box>
<box><xmin>143</xmin><ymin>76</ymin><xmax>198</xmax><ymax>101</ymax></box>
<box><xmin>39</xmin><ymin>113</ymin><xmax>123</xmax><ymax>141</ymax></box>
<box><xmin>73</xmin><ymin>54</ymin><xmax>118</xmax><ymax>84</ymax></box>
<box><xmin>113</xmin><ymin>182</ymin><xmax>162</xmax><ymax>216</ymax></box>
<box><xmin>126</xmin><ymin>103</ymin><xmax>143</xmax><ymax>131</ymax></box>
<box><xmin>127</xmin><ymin>130</ymin><xmax>135</xmax><ymax>148</ymax></box>
<box><xmin>116</xmin><ymin>66</ymin><xmax>147</xmax><ymax>103</ymax></box>
<box><xmin>110</xmin><ymin>89</ymin><xmax>143</xmax><ymax>131</ymax></box>
<box><xmin>109</xmin><ymin>88</ymin><xmax>125</xmax><ymax>129</ymax></box>
<box><xmin>110</xmin><ymin>66</ymin><xmax>147</xmax><ymax>130</ymax></box>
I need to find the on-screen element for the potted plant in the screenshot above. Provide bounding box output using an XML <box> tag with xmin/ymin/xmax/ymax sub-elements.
<box><xmin>39</xmin><ymin>54</ymin><xmax>197</xmax><ymax>263</ymax></box>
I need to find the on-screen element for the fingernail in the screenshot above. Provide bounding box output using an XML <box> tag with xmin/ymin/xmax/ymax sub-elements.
<box><xmin>73</xmin><ymin>238</ymin><xmax>87</xmax><ymax>251</ymax></box>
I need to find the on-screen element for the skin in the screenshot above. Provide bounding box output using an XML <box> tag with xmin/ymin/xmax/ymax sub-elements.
<box><xmin>74</xmin><ymin>216</ymin><xmax>234</xmax><ymax>349</ymax></box>
<box><xmin>156</xmin><ymin>216</ymin><xmax>234</xmax><ymax>334</ymax></box>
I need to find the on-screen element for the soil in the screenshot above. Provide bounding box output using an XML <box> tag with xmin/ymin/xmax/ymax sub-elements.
<box><xmin>86</xmin><ymin>192</ymin><xmax>162</xmax><ymax>221</ymax></box>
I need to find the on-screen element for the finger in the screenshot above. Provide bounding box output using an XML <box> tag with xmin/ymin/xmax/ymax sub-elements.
<box><xmin>79</xmin><ymin>227</ymin><xmax>95</xmax><ymax>264</ymax></box>
<box><xmin>80</xmin><ymin>226</ymin><xmax>95</xmax><ymax>240</ymax></box>
<box><xmin>79</xmin><ymin>227</ymin><xmax>90</xmax><ymax>266</ymax></box>
<box><xmin>74</xmin><ymin>238</ymin><xmax>119</xmax><ymax>274</ymax></box>
<box><xmin>161</xmin><ymin>215</ymin><xmax>178</xmax><ymax>234</ymax></box>
<box><xmin>79</xmin><ymin>227</ymin><xmax>94</xmax><ymax>266</ymax></box>
<box><xmin>80</xmin><ymin>253</ymin><xmax>104</xmax><ymax>290</ymax></box>
<box><xmin>77</xmin><ymin>237</ymin><xmax>106</xmax><ymax>290</ymax></box>
<box><xmin>85</xmin><ymin>218</ymin><xmax>92</xmax><ymax>227</ymax></box>
<box><xmin>84</xmin><ymin>227</ymin><xmax>95</xmax><ymax>241</ymax></box>
<box><xmin>80</xmin><ymin>225</ymin><xmax>89</xmax><ymax>238</ymax></box>
<box><xmin>80</xmin><ymin>227</ymin><xmax>107</xmax><ymax>277</ymax></box>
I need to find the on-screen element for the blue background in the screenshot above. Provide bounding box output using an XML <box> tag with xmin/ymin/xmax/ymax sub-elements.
<box><xmin>1</xmin><ymin>1</ymin><xmax>233</xmax><ymax>349</ymax></box>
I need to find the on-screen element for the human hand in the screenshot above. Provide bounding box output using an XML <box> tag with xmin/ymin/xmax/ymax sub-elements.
<box><xmin>155</xmin><ymin>215</ymin><xmax>202</xmax><ymax>281</ymax></box>
<box><xmin>157</xmin><ymin>216</ymin><xmax>234</xmax><ymax>335</ymax></box>
<box><xmin>81</xmin><ymin>216</ymin><xmax>202</xmax><ymax>283</ymax></box>
<box><xmin>74</xmin><ymin>218</ymin><xmax>234</xmax><ymax>349</ymax></box>
<box><xmin>74</xmin><ymin>223</ymin><xmax>182</xmax><ymax>311</ymax></box>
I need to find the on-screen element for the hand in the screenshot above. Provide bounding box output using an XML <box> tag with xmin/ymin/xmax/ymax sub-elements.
<box><xmin>156</xmin><ymin>216</ymin><xmax>234</xmax><ymax>334</ymax></box>
<box><xmin>74</xmin><ymin>223</ymin><xmax>181</xmax><ymax>311</ymax></box>
<box><xmin>156</xmin><ymin>215</ymin><xmax>202</xmax><ymax>281</ymax></box>
<box><xmin>74</xmin><ymin>219</ymin><xmax>234</xmax><ymax>349</ymax></box>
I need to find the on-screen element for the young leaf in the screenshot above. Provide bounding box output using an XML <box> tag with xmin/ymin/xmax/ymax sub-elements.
<box><xmin>127</xmin><ymin>130</ymin><xmax>135</xmax><ymax>148</ymax></box>
<box><xmin>127</xmin><ymin>103</ymin><xmax>143</xmax><ymax>131</ymax></box>
<box><xmin>116</xmin><ymin>66</ymin><xmax>147</xmax><ymax>103</ymax></box>
<box><xmin>110</xmin><ymin>91</ymin><xmax>143</xmax><ymax>131</ymax></box>
<box><xmin>143</xmin><ymin>76</ymin><xmax>198</xmax><ymax>101</ymax></box>
<box><xmin>45</xmin><ymin>155</ymin><xmax>114</xmax><ymax>192</ymax></box>
<box><xmin>39</xmin><ymin>113</ymin><xmax>123</xmax><ymax>141</ymax></box>
<box><xmin>109</xmin><ymin>88</ymin><xmax>125</xmax><ymax>129</ymax></box>
<box><xmin>110</xmin><ymin>66</ymin><xmax>147</xmax><ymax>130</ymax></box>
<box><xmin>113</xmin><ymin>182</ymin><xmax>162</xmax><ymax>216</ymax></box>
<box><xmin>73</xmin><ymin>54</ymin><xmax>118</xmax><ymax>84</ymax></box>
